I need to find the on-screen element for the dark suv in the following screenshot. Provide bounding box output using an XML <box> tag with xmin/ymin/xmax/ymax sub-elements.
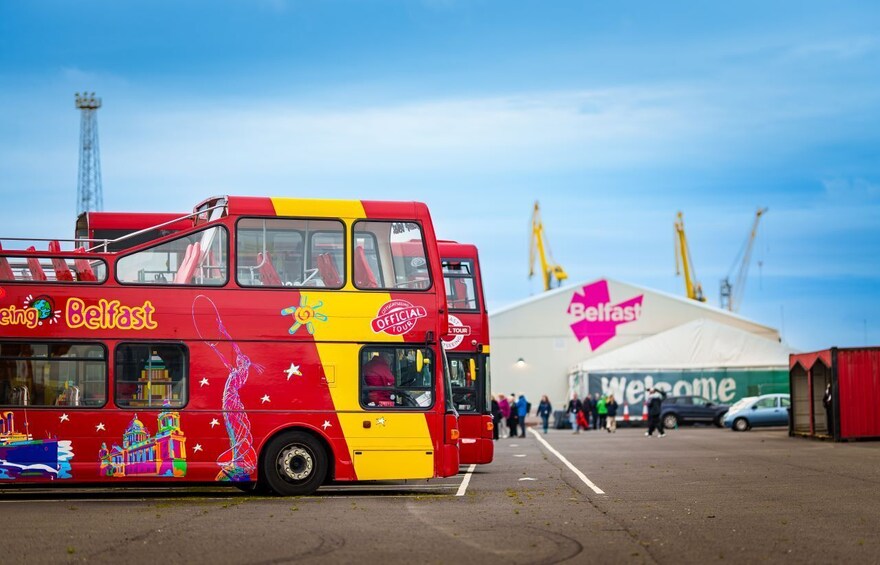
<box><xmin>661</xmin><ymin>395</ymin><xmax>729</xmax><ymax>428</ymax></box>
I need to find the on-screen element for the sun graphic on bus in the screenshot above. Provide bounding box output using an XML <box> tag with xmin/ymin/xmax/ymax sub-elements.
<box><xmin>281</xmin><ymin>295</ymin><xmax>328</xmax><ymax>335</ymax></box>
<box><xmin>23</xmin><ymin>294</ymin><xmax>61</xmax><ymax>325</ymax></box>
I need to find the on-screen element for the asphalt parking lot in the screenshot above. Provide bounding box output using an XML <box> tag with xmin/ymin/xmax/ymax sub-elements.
<box><xmin>2</xmin><ymin>425</ymin><xmax>878</xmax><ymax>564</ymax></box>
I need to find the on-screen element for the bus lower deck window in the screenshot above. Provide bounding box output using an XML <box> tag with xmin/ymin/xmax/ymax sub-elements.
<box><xmin>0</xmin><ymin>342</ymin><xmax>106</xmax><ymax>407</ymax></box>
<box><xmin>115</xmin><ymin>344</ymin><xmax>188</xmax><ymax>409</ymax></box>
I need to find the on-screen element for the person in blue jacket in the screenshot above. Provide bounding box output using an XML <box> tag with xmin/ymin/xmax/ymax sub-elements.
<box><xmin>536</xmin><ymin>395</ymin><xmax>553</xmax><ymax>434</ymax></box>
<box><xmin>516</xmin><ymin>394</ymin><xmax>529</xmax><ymax>438</ymax></box>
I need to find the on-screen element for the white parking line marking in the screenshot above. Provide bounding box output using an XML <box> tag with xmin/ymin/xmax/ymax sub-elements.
<box><xmin>529</xmin><ymin>429</ymin><xmax>605</xmax><ymax>494</ymax></box>
<box><xmin>455</xmin><ymin>464</ymin><xmax>477</xmax><ymax>497</ymax></box>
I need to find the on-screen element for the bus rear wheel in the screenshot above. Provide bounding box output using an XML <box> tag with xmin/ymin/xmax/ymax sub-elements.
<box><xmin>262</xmin><ymin>431</ymin><xmax>327</xmax><ymax>496</ymax></box>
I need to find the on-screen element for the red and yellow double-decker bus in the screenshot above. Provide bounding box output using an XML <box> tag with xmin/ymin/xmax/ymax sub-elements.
<box><xmin>0</xmin><ymin>196</ymin><xmax>459</xmax><ymax>495</ymax></box>
<box><xmin>439</xmin><ymin>241</ymin><xmax>493</xmax><ymax>465</ymax></box>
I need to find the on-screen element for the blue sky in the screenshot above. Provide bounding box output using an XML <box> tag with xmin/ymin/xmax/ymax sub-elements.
<box><xmin>1</xmin><ymin>0</ymin><xmax>878</xmax><ymax>350</ymax></box>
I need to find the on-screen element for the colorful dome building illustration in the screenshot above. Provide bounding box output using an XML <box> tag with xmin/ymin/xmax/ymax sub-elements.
<box><xmin>99</xmin><ymin>409</ymin><xmax>187</xmax><ymax>478</ymax></box>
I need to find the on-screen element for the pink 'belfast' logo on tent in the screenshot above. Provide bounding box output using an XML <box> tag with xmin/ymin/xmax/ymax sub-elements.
<box><xmin>567</xmin><ymin>280</ymin><xmax>644</xmax><ymax>350</ymax></box>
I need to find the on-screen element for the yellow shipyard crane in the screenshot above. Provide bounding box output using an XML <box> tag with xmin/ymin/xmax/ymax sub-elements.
<box><xmin>720</xmin><ymin>207</ymin><xmax>768</xmax><ymax>312</ymax></box>
<box><xmin>674</xmin><ymin>211</ymin><xmax>706</xmax><ymax>302</ymax></box>
<box><xmin>529</xmin><ymin>201</ymin><xmax>568</xmax><ymax>291</ymax></box>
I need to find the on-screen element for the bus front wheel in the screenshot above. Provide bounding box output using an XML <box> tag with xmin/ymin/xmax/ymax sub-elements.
<box><xmin>262</xmin><ymin>431</ymin><xmax>328</xmax><ymax>496</ymax></box>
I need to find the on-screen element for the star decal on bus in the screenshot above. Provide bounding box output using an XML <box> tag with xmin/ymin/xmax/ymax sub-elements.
<box><xmin>281</xmin><ymin>295</ymin><xmax>328</xmax><ymax>335</ymax></box>
<box><xmin>284</xmin><ymin>363</ymin><xmax>302</xmax><ymax>381</ymax></box>
<box><xmin>261</xmin><ymin>394</ymin><xmax>271</xmax><ymax>404</ymax></box>
<box><xmin>322</xmin><ymin>420</ymin><xmax>332</xmax><ymax>430</ymax></box>
<box><xmin>376</xmin><ymin>417</ymin><xmax>386</xmax><ymax>427</ymax></box>
<box><xmin>193</xmin><ymin>444</ymin><xmax>203</xmax><ymax>453</ymax></box>
<box><xmin>210</xmin><ymin>418</ymin><xmax>220</xmax><ymax>428</ymax></box>
<box><xmin>199</xmin><ymin>378</ymin><xmax>209</xmax><ymax>386</ymax></box>
<box><xmin>59</xmin><ymin>413</ymin><xmax>69</xmax><ymax>423</ymax></box>
<box><xmin>95</xmin><ymin>422</ymin><xmax>105</xmax><ymax>432</ymax></box>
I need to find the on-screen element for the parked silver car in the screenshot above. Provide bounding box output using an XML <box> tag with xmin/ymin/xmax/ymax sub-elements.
<box><xmin>723</xmin><ymin>394</ymin><xmax>790</xmax><ymax>431</ymax></box>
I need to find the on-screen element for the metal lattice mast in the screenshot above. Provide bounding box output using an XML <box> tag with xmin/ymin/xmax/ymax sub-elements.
<box><xmin>75</xmin><ymin>92</ymin><xmax>103</xmax><ymax>214</ymax></box>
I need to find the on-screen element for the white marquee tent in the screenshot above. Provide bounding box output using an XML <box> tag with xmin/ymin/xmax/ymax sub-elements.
<box><xmin>489</xmin><ymin>277</ymin><xmax>784</xmax><ymax>412</ymax></box>
<box><xmin>573</xmin><ymin>318</ymin><xmax>793</xmax><ymax>372</ymax></box>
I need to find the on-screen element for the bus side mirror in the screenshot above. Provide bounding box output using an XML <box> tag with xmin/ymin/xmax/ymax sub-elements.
<box><xmin>416</xmin><ymin>350</ymin><xmax>424</xmax><ymax>373</ymax></box>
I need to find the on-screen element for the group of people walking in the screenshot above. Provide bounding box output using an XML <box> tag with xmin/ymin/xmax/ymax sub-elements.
<box><xmin>491</xmin><ymin>393</ymin><xmax>530</xmax><ymax>438</ymax></box>
<box><xmin>566</xmin><ymin>392</ymin><xmax>619</xmax><ymax>433</ymax></box>
<box><xmin>489</xmin><ymin>389</ymin><xmax>663</xmax><ymax>437</ymax></box>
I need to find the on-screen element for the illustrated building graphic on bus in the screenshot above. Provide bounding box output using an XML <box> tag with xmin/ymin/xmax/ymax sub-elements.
<box><xmin>99</xmin><ymin>409</ymin><xmax>187</xmax><ymax>478</ymax></box>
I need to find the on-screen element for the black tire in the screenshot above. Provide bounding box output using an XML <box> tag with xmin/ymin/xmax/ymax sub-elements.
<box><xmin>733</xmin><ymin>418</ymin><xmax>750</xmax><ymax>432</ymax></box>
<box><xmin>714</xmin><ymin>416</ymin><xmax>725</xmax><ymax>428</ymax></box>
<box><xmin>261</xmin><ymin>431</ymin><xmax>328</xmax><ymax>496</ymax></box>
<box><xmin>662</xmin><ymin>413</ymin><xmax>678</xmax><ymax>429</ymax></box>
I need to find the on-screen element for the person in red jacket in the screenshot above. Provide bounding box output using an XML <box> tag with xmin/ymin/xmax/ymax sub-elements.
<box><xmin>364</xmin><ymin>351</ymin><xmax>396</xmax><ymax>406</ymax></box>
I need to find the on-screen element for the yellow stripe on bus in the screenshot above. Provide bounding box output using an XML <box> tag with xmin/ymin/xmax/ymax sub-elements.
<box><xmin>287</xmin><ymin>197</ymin><xmax>434</xmax><ymax>480</ymax></box>
<box><xmin>270</xmin><ymin>197</ymin><xmax>366</xmax><ymax>219</ymax></box>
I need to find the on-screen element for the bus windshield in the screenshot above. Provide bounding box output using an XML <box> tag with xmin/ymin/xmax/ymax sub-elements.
<box><xmin>442</xmin><ymin>259</ymin><xmax>479</xmax><ymax>311</ymax></box>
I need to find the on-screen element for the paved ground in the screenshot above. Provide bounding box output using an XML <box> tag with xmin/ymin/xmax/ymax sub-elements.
<box><xmin>2</xmin><ymin>425</ymin><xmax>878</xmax><ymax>564</ymax></box>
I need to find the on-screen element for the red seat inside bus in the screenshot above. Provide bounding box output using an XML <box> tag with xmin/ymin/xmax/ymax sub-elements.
<box><xmin>0</xmin><ymin>242</ymin><xmax>15</xmax><ymax>280</ymax></box>
<box><xmin>174</xmin><ymin>242</ymin><xmax>202</xmax><ymax>284</ymax></box>
<box><xmin>73</xmin><ymin>247</ymin><xmax>98</xmax><ymax>282</ymax></box>
<box><xmin>257</xmin><ymin>251</ymin><xmax>282</xmax><ymax>286</ymax></box>
<box><xmin>48</xmin><ymin>241</ymin><xmax>74</xmax><ymax>282</ymax></box>
<box><xmin>316</xmin><ymin>253</ymin><xmax>342</xmax><ymax>287</ymax></box>
<box><xmin>354</xmin><ymin>245</ymin><xmax>378</xmax><ymax>288</ymax></box>
<box><xmin>25</xmin><ymin>246</ymin><xmax>47</xmax><ymax>281</ymax></box>
<box><xmin>450</xmin><ymin>278</ymin><xmax>469</xmax><ymax>308</ymax></box>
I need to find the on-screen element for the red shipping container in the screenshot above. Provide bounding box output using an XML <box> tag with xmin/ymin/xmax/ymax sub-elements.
<box><xmin>789</xmin><ymin>347</ymin><xmax>880</xmax><ymax>441</ymax></box>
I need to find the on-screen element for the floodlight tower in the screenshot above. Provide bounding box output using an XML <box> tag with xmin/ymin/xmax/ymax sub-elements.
<box><xmin>75</xmin><ymin>92</ymin><xmax>104</xmax><ymax>215</ymax></box>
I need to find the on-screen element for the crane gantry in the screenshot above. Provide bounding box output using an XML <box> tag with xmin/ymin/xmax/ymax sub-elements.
<box><xmin>529</xmin><ymin>201</ymin><xmax>568</xmax><ymax>292</ymax></box>
<box><xmin>674</xmin><ymin>211</ymin><xmax>706</xmax><ymax>303</ymax></box>
<box><xmin>720</xmin><ymin>207</ymin><xmax>768</xmax><ymax>312</ymax></box>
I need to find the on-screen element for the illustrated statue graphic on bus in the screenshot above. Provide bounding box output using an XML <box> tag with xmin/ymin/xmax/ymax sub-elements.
<box><xmin>193</xmin><ymin>295</ymin><xmax>261</xmax><ymax>482</ymax></box>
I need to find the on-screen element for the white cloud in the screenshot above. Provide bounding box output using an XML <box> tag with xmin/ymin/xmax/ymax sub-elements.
<box><xmin>786</xmin><ymin>36</ymin><xmax>880</xmax><ymax>61</ymax></box>
<box><xmin>100</xmin><ymin>87</ymin><xmax>722</xmax><ymax>186</ymax></box>
<box><xmin>823</xmin><ymin>177</ymin><xmax>880</xmax><ymax>199</ymax></box>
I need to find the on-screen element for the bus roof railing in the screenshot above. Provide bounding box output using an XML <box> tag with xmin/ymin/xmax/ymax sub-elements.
<box><xmin>1</xmin><ymin>202</ymin><xmax>226</xmax><ymax>254</ymax></box>
<box><xmin>0</xmin><ymin>237</ymin><xmax>104</xmax><ymax>251</ymax></box>
<box><xmin>85</xmin><ymin>202</ymin><xmax>226</xmax><ymax>251</ymax></box>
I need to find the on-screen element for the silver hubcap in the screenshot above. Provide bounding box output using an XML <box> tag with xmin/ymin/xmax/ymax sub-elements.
<box><xmin>278</xmin><ymin>445</ymin><xmax>313</xmax><ymax>482</ymax></box>
<box><xmin>735</xmin><ymin>420</ymin><xmax>747</xmax><ymax>431</ymax></box>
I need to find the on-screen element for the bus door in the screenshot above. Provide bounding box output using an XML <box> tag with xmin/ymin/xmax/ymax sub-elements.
<box><xmin>353</xmin><ymin>344</ymin><xmax>441</xmax><ymax>480</ymax></box>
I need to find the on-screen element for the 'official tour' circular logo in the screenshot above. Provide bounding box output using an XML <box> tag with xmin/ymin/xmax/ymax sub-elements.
<box><xmin>370</xmin><ymin>300</ymin><xmax>428</xmax><ymax>336</ymax></box>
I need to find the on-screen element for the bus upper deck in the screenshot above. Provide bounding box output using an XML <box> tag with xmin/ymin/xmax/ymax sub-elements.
<box><xmin>0</xmin><ymin>195</ymin><xmax>459</xmax><ymax>495</ymax></box>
